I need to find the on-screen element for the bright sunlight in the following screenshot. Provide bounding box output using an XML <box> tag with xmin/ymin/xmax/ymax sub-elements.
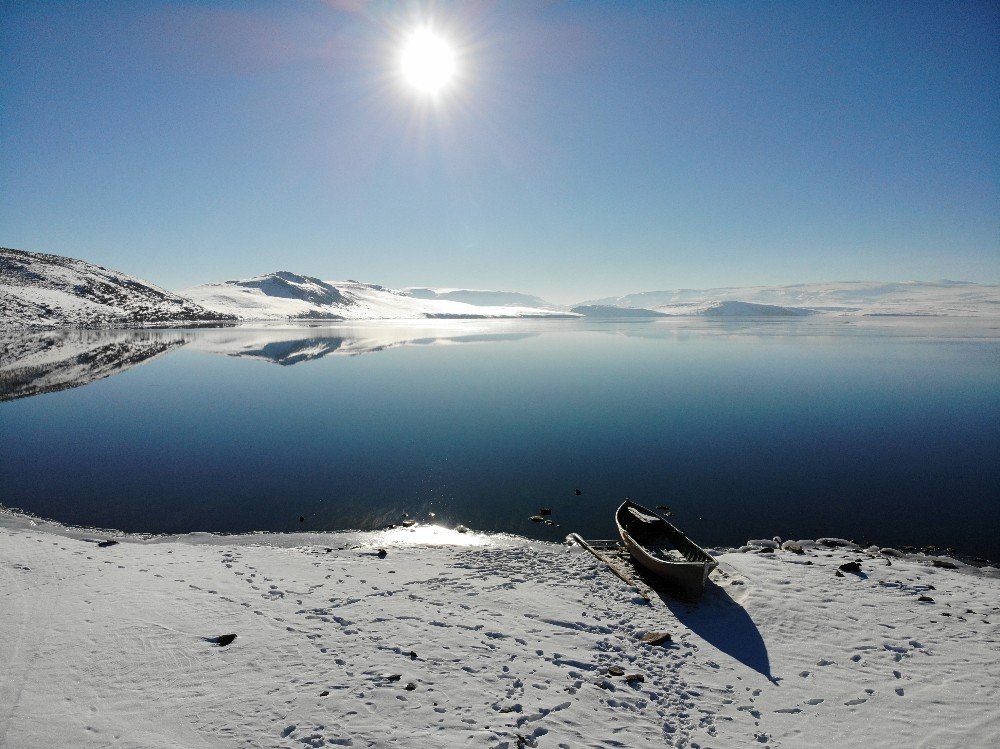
<box><xmin>399</xmin><ymin>27</ymin><xmax>456</xmax><ymax>95</ymax></box>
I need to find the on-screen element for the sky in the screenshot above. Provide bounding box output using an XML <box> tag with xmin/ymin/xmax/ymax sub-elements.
<box><xmin>1</xmin><ymin>1</ymin><xmax>997</xmax><ymax>304</ymax></box>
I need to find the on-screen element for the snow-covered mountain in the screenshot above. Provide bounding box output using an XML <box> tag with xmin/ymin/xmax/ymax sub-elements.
<box><xmin>404</xmin><ymin>287</ymin><xmax>553</xmax><ymax>308</ymax></box>
<box><xmin>182</xmin><ymin>272</ymin><xmax>573</xmax><ymax>321</ymax></box>
<box><xmin>0</xmin><ymin>248</ymin><xmax>236</xmax><ymax>329</ymax></box>
<box><xmin>580</xmin><ymin>281</ymin><xmax>1000</xmax><ymax>317</ymax></box>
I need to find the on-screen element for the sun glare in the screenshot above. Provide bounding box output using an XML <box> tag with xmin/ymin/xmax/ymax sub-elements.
<box><xmin>400</xmin><ymin>28</ymin><xmax>456</xmax><ymax>95</ymax></box>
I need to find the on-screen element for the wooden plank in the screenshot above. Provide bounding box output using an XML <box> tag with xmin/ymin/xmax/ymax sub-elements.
<box><xmin>568</xmin><ymin>533</ymin><xmax>653</xmax><ymax>605</ymax></box>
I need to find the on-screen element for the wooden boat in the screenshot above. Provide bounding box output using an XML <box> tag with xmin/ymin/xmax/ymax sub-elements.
<box><xmin>615</xmin><ymin>499</ymin><xmax>718</xmax><ymax>599</ymax></box>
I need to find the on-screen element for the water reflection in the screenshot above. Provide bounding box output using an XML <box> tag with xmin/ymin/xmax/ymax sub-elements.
<box><xmin>187</xmin><ymin>325</ymin><xmax>539</xmax><ymax>365</ymax></box>
<box><xmin>0</xmin><ymin>324</ymin><xmax>541</xmax><ymax>399</ymax></box>
<box><xmin>0</xmin><ymin>328</ymin><xmax>187</xmax><ymax>402</ymax></box>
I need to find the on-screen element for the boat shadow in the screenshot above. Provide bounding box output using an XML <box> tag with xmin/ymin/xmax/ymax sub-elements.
<box><xmin>637</xmin><ymin>570</ymin><xmax>776</xmax><ymax>683</ymax></box>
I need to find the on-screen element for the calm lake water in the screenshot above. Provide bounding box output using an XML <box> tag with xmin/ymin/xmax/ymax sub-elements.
<box><xmin>2</xmin><ymin>318</ymin><xmax>998</xmax><ymax>559</ymax></box>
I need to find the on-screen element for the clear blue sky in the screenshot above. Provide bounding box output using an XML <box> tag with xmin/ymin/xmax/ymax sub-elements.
<box><xmin>2</xmin><ymin>1</ymin><xmax>997</xmax><ymax>303</ymax></box>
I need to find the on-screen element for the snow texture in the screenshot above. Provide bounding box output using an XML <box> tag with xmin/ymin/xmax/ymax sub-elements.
<box><xmin>0</xmin><ymin>248</ymin><xmax>236</xmax><ymax>329</ymax></box>
<box><xmin>1</xmin><ymin>512</ymin><xmax>997</xmax><ymax>748</ymax></box>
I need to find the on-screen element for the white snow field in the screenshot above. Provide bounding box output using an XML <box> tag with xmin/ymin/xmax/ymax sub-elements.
<box><xmin>181</xmin><ymin>272</ymin><xmax>572</xmax><ymax>321</ymax></box>
<box><xmin>1</xmin><ymin>513</ymin><xmax>997</xmax><ymax>748</ymax></box>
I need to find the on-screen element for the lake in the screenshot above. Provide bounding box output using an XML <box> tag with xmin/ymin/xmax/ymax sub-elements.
<box><xmin>2</xmin><ymin>317</ymin><xmax>998</xmax><ymax>559</ymax></box>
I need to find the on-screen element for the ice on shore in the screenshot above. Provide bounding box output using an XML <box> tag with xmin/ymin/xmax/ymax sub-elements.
<box><xmin>1</xmin><ymin>514</ymin><xmax>998</xmax><ymax>748</ymax></box>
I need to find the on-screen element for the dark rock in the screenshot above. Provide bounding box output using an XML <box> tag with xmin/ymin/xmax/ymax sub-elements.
<box><xmin>918</xmin><ymin>595</ymin><xmax>934</xmax><ymax>603</ymax></box>
<box><xmin>839</xmin><ymin>561</ymin><xmax>862</xmax><ymax>574</ymax></box>
<box><xmin>607</xmin><ymin>666</ymin><xmax>625</xmax><ymax>676</ymax></box>
<box><xmin>932</xmin><ymin>559</ymin><xmax>957</xmax><ymax>569</ymax></box>
<box><xmin>834</xmin><ymin>569</ymin><xmax>844</xmax><ymax>577</ymax></box>
<box><xmin>404</xmin><ymin>682</ymin><xmax>416</xmax><ymax>691</ymax></box>
<box><xmin>539</xmin><ymin>508</ymin><xmax>552</xmax><ymax>516</ymax></box>
<box><xmin>377</xmin><ymin>548</ymin><xmax>387</xmax><ymax>559</ymax></box>
<box><xmin>574</xmin><ymin>489</ymin><xmax>582</xmax><ymax>496</ymax></box>
<box><xmin>410</xmin><ymin>650</ymin><xmax>417</xmax><ymax>660</ymax></box>
<box><xmin>401</xmin><ymin>519</ymin><xmax>417</xmax><ymax>528</ymax></box>
<box><xmin>925</xmin><ymin>584</ymin><xmax>936</xmax><ymax>590</ymax></box>
<box><xmin>386</xmin><ymin>674</ymin><xmax>402</xmax><ymax>682</ymax></box>
<box><xmin>320</xmin><ymin>690</ymin><xmax>329</xmax><ymax>696</ymax></box>
<box><xmin>757</xmin><ymin>547</ymin><xmax>774</xmax><ymax>554</ymax></box>
<box><xmin>97</xmin><ymin>540</ymin><xmax>119</xmax><ymax>548</ymax></box>
<box><xmin>625</xmin><ymin>673</ymin><xmax>645</xmax><ymax>684</ymax></box>
<box><xmin>298</xmin><ymin>516</ymin><xmax>304</xmax><ymax>523</ymax></box>
<box><xmin>205</xmin><ymin>633</ymin><xmax>237</xmax><ymax>647</ymax></box>
<box><xmin>639</xmin><ymin>632</ymin><xmax>672</xmax><ymax>646</ymax></box>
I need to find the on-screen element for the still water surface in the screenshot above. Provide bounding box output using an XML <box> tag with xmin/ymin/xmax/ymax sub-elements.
<box><xmin>2</xmin><ymin>318</ymin><xmax>998</xmax><ymax>558</ymax></box>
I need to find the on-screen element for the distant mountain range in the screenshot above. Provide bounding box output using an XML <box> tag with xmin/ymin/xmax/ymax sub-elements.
<box><xmin>579</xmin><ymin>281</ymin><xmax>1000</xmax><ymax>317</ymax></box>
<box><xmin>2</xmin><ymin>247</ymin><xmax>998</xmax><ymax>329</ymax></box>
<box><xmin>180</xmin><ymin>272</ymin><xmax>569</xmax><ymax>321</ymax></box>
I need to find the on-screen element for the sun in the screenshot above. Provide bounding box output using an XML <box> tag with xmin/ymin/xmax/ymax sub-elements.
<box><xmin>399</xmin><ymin>27</ymin><xmax>457</xmax><ymax>96</ymax></box>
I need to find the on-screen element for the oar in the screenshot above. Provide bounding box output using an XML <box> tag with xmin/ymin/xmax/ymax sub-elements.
<box><xmin>568</xmin><ymin>533</ymin><xmax>652</xmax><ymax>604</ymax></box>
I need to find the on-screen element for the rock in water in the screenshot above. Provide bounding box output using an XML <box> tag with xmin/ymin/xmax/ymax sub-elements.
<box><xmin>529</xmin><ymin>515</ymin><xmax>545</xmax><ymax>523</ymax></box>
<box><xmin>205</xmin><ymin>633</ymin><xmax>237</xmax><ymax>647</ymax></box>
<box><xmin>574</xmin><ymin>489</ymin><xmax>582</xmax><ymax>496</ymax></box>
<box><xmin>539</xmin><ymin>508</ymin><xmax>552</xmax><ymax>516</ymax></box>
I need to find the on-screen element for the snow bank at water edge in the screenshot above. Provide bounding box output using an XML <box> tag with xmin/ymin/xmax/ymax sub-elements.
<box><xmin>1</xmin><ymin>512</ymin><xmax>997</xmax><ymax>748</ymax></box>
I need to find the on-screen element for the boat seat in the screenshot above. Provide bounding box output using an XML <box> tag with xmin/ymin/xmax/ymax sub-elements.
<box><xmin>627</xmin><ymin>507</ymin><xmax>659</xmax><ymax>524</ymax></box>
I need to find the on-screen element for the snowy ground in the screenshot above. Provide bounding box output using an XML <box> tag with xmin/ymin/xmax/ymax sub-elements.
<box><xmin>1</xmin><ymin>513</ymin><xmax>997</xmax><ymax>748</ymax></box>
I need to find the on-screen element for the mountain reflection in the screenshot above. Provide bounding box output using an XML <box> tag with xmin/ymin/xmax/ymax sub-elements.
<box><xmin>0</xmin><ymin>328</ymin><xmax>187</xmax><ymax>401</ymax></box>
<box><xmin>0</xmin><ymin>325</ymin><xmax>541</xmax><ymax>400</ymax></box>
<box><xmin>187</xmin><ymin>326</ymin><xmax>539</xmax><ymax>365</ymax></box>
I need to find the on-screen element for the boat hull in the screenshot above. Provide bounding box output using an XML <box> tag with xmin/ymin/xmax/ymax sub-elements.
<box><xmin>615</xmin><ymin>500</ymin><xmax>718</xmax><ymax>599</ymax></box>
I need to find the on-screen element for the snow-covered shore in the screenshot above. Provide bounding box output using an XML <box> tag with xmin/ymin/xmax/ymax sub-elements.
<box><xmin>1</xmin><ymin>513</ymin><xmax>997</xmax><ymax>748</ymax></box>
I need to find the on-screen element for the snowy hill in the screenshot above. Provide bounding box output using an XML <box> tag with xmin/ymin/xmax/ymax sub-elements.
<box><xmin>405</xmin><ymin>287</ymin><xmax>553</xmax><ymax>308</ymax></box>
<box><xmin>581</xmin><ymin>281</ymin><xmax>1000</xmax><ymax>317</ymax></box>
<box><xmin>183</xmin><ymin>272</ymin><xmax>573</xmax><ymax>321</ymax></box>
<box><xmin>0</xmin><ymin>248</ymin><xmax>236</xmax><ymax>329</ymax></box>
